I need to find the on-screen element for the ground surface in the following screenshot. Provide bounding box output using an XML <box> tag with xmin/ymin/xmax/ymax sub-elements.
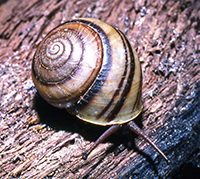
<box><xmin>0</xmin><ymin>0</ymin><xmax>200</xmax><ymax>178</ymax></box>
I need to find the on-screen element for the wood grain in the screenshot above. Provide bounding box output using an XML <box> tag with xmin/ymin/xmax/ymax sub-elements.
<box><xmin>0</xmin><ymin>0</ymin><xmax>199</xmax><ymax>178</ymax></box>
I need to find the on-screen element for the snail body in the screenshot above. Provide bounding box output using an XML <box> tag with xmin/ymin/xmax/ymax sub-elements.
<box><xmin>32</xmin><ymin>18</ymin><xmax>169</xmax><ymax>162</ymax></box>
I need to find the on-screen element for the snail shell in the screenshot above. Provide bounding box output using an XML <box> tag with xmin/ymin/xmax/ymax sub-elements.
<box><xmin>32</xmin><ymin>18</ymin><xmax>142</xmax><ymax>126</ymax></box>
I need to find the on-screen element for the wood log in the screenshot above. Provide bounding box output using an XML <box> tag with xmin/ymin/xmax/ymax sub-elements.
<box><xmin>0</xmin><ymin>0</ymin><xmax>199</xmax><ymax>178</ymax></box>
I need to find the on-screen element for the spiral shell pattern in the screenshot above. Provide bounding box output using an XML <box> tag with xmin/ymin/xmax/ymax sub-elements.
<box><xmin>32</xmin><ymin>18</ymin><xmax>142</xmax><ymax>126</ymax></box>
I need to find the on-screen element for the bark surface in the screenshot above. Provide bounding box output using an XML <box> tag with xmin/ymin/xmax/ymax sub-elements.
<box><xmin>0</xmin><ymin>0</ymin><xmax>200</xmax><ymax>178</ymax></box>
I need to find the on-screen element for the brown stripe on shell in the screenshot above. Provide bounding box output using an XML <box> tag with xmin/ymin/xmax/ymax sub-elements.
<box><xmin>67</xmin><ymin>19</ymin><xmax>112</xmax><ymax>112</ymax></box>
<box><xmin>104</xmin><ymin>29</ymin><xmax>135</xmax><ymax>122</ymax></box>
<box><xmin>96</xmin><ymin>29</ymin><xmax>128</xmax><ymax>119</ymax></box>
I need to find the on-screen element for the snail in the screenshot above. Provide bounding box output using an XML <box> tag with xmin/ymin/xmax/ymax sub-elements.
<box><xmin>32</xmin><ymin>18</ymin><xmax>170</xmax><ymax>163</ymax></box>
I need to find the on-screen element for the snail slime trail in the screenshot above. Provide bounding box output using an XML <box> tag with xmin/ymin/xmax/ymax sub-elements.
<box><xmin>32</xmin><ymin>18</ymin><xmax>170</xmax><ymax>163</ymax></box>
